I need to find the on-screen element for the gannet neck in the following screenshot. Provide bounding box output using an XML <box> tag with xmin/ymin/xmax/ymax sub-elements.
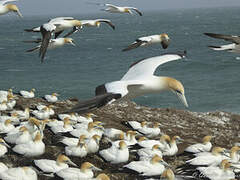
<box><xmin>202</xmin><ymin>135</ymin><xmax>212</xmax><ymax>144</ymax></box>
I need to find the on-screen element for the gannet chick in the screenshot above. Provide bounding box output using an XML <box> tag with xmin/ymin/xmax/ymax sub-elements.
<box><xmin>184</xmin><ymin>135</ymin><xmax>212</xmax><ymax>154</ymax></box>
<box><xmin>0</xmin><ymin>0</ymin><xmax>22</xmax><ymax>17</ymax></box>
<box><xmin>123</xmin><ymin>155</ymin><xmax>169</xmax><ymax>176</ymax></box>
<box><xmin>20</xmin><ymin>88</ymin><xmax>35</xmax><ymax>98</ymax></box>
<box><xmin>0</xmin><ymin>162</ymin><xmax>8</xmax><ymax>173</ymax></box>
<box><xmin>103</xmin><ymin>4</ymin><xmax>142</xmax><ymax>16</ymax></box>
<box><xmin>69</xmin><ymin>52</ymin><xmax>188</xmax><ymax>113</ymax></box>
<box><xmin>44</xmin><ymin>92</ymin><xmax>59</xmax><ymax>103</ymax></box>
<box><xmin>12</xmin><ymin>131</ymin><xmax>45</xmax><ymax>156</ymax></box>
<box><xmin>86</xmin><ymin>134</ymin><xmax>101</xmax><ymax>154</ymax></box>
<box><xmin>4</xmin><ymin>126</ymin><xmax>31</xmax><ymax>144</ymax></box>
<box><xmin>56</xmin><ymin>162</ymin><xmax>101</xmax><ymax>179</ymax></box>
<box><xmin>122</xmin><ymin>33</ymin><xmax>170</xmax><ymax>51</ymax></box>
<box><xmin>0</xmin><ymin>138</ymin><xmax>10</xmax><ymax>157</ymax></box>
<box><xmin>162</xmin><ymin>136</ymin><xmax>183</xmax><ymax>156</ymax></box>
<box><xmin>11</xmin><ymin>107</ymin><xmax>30</xmax><ymax>120</ymax></box>
<box><xmin>51</xmin><ymin>117</ymin><xmax>73</xmax><ymax>134</ymax></box>
<box><xmin>0</xmin><ymin>166</ymin><xmax>37</xmax><ymax>180</ymax></box>
<box><xmin>65</xmin><ymin>135</ymin><xmax>88</xmax><ymax>157</ymax></box>
<box><xmin>81</xmin><ymin>19</ymin><xmax>115</xmax><ymax>30</ymax></box>
<box><xmin>0</xmin><ymin>119</ymin><xmax>15</xmax><ymax>133</ymax></box>
<box><xmin>137</xmin><ymin>144</ymin><xmax>163</xmax><ymax>161</ymax></box>
<box><xmin>0</xmin><ymin>100</ymin><xmax>7</xmax><ymax>111</ymax></box>
<box><xmin>100</xmin><ymin>141</ymin><xmax>129</xmax><ymax>164</ymax></box>
<box><xmin>34</xmin><ymin>154</ymin><xmax>77</xmax><ymax>173</ymax></box>
<box><xmin>161</xmin><ymin>168</ymin><xmax>175</xmax><ymax>180</ymax></box>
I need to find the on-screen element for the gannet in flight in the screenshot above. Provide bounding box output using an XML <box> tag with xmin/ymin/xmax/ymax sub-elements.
<box><xmin>204</xmin><ymin>32</ymin><xmax>240</xmax><ymax>53</ymax></box>
<box><xmin>122</xmin><ymin>33</ymin><xmax>170</xmax><ymax>51</ymax></box>
<box><xmin>69</xmin><ymin>52</ymin><xmax>188</xmax><ymax>113</ymax></box>
<box><xmin>81</xmin><ymin>19</ymin><xmax>115</xmax><ymax>30</ymax></box>
<box><xmin>0</xmin><ymin>0</ymin><xmax>22</xmax><ymax>17</ymax></box>
<box><xmin>103</xmin><ymin>4</ymin><xmax>142</xmax><ymax>16</ymax></box>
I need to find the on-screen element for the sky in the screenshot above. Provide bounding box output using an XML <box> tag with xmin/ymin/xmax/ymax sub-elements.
<box><xmin>15</xmin><ymin>0</ymin><xmax>240</xmax><ymax>16</ymax></box>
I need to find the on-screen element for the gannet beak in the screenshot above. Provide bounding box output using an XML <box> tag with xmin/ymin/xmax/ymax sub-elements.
<box><xmin>68</xmin><ymin>160</ymin><xmax>77</xmax><ymax>167</ymax></box>
<box><xmin>176</xmin><ymin>92</ymin><xmax>188</xmax><ymax>108</ymax></box>
<box><xmin>92</xmin><ymin>166</ymin><xmax>102</xmax><ymax>171</ymax></box>
<box><xmin>16</xmin><ymin>10</ymin><xmax>23</xmax><ymax>18</ymax></box>
<box><xmin>162</xmin><ymin>161</ymin><xmax>171</xmax><ymax>168</ymax></box>
<box><xmin>70</xmin><ymin>41</ymin><xmax>76</xmax><ymax>46</ymax></box>
<box><xmin>3</xmin><ymin>142</ymin><xmax>10</xmax><ymax>148</ymax></box>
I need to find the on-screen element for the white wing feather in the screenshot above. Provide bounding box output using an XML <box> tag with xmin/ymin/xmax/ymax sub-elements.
<box><xmin>0</xmin><ymin>0</ymin><xmax>18</xmax><ymax>5</ymax></box>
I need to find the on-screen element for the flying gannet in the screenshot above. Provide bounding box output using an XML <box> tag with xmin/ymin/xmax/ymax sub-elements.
<box><xmin>0</xmin><ymin>0</ymin><xmax>22</xmax><ymax>17</ymax></box>
<box><xmin>81</xmin><ymin>19</ymin><xmax>115</xmax><ymax>30</ymax></box>
<box><xmin>204</xmin><ymin>32</ymin><xmax>240</xmax><ymax>53</ymax></box>
<box><xmin>69</xmin><ymin>52</ymin><xmax>188</xmax><ymax>114</ymax></box>
<box><xmin>122</xmin><ymin>33</ymin><xmax>170</xmax><ymax>51</ymax></box>
<box><xmin>103</xmin><ymin>3</ymin><xmax>142</xmax><ymax>16</ymax></box>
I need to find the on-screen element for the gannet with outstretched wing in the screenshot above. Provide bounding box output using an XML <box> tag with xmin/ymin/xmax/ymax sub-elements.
<box><xmin>204</xmin><ymin>33</ymin><xmax>240</xmax><ymax>53</ymax></box>
<box><xmin>103</xmin><ymin>3</ymin><xmax>142</xmax><ymax>16</ymax></box>
<box><xmin>69</xmin><ymin>51</ymin><xmax>188</xmax><ymax>113</ymax></box>
<box><xmin>122</xmin><ymin>33</ymin><xmax>170</xmax><ymax>51</ymax></box>
<box><xmin>0</xmin><ymin>0</ymin><xmax>22</xmax><ymax>17</ymax></box>
<box><xmin>81</xmin><ymin>19</ymin><xmax>115</xmax><ymax>30</ymax></box>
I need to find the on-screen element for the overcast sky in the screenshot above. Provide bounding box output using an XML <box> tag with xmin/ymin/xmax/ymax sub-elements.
<box><xmin>16</xmin><ymin>0</ymin><xmax>240</xmax><ymax>16</ymax></box>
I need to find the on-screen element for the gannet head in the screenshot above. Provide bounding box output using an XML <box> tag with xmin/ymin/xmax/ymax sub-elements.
<box><xmin>96</xmin><ymin>21</ymin><xmax>101</xmax><ymax>27</ymax></box>
<box><xmin>171</xmin><ymin>136</ymin><xmax>183</xmax><ymax>144</ymax></box>
<box><xmin>81</xmin><ymin>162</ymin><xmax>101</xmax><ymax>172</ymax></box>
<box><xmin>153</xmin><ymin>122</ymin><xmax>161</xmax><ymax>128</ymax></box>
<box><xmin>202</xmin><ymin>135</ymin><xmax>212</xmax><ymax>144</ymax></box>
<box><xmin>78</xmin><ymin>135</ymin><xmax>87</xmax><ymax>145</ymax></box>
<box><xmin>72</xmin><ymin>20</ymin><xmax>82</xmax><ymax>27</ymax></box>
<box><xmin>19</xmin><ymin>126</ymin><xmax>28</xmax><ymax>132</ymax></box>
<box><xmin>138</xmin><ymin>136</ymin><xmax>147</xmax><ymax>142</ymax></box>
<box><xmin>6</xmin><ymin>4</ymin><xmax>23</xmax><ymax>18</ymax></box>
<box><xmin>118</xmin><ymin>131</ymin><xmax>125</xmax><ymax>140</ymax></box>
<box><xmin>160</xmin><ymin>134</ymin><xmax>171</xmax><ymax>143</ymax></box>
<box><xmin>64</xmin><ymin>38</ymin><xmax>76</xmax><ymax>46</ymax></box>
<box><xmin>161</xmin><ymin>168</ymin><xmax>175</xmax><ymax>180</ymax></box>
<box><xmin>119</xmin><ymin>140</ymin><xmax>127</xmax><ymax>150</ymax></box>
<box><xmin>92</xmin><ymin>134</ymin><xmax>101</xmax><ymax>144</ymax></box>
<box><xmin>160</xmin><ymin>33</ymin><xmax>170</xmax><ymax>41</ymax></box>
<box><xmin>30</xmin><ymin>88</ymin><xmax>35</xmax><ymax>93</ymax></box>
<box><xmin>212</xmin><ymin>147</ymin><xmax>226</xmax><ymax>155</ymax></box>
<box><xmin>34</xmin><ymin>131</ymin><xmax>42</xmax><ymax>142</ymax></box>
<box><xmin>86</xmin><ymin>113</ymin><xmax>97</xmax><ymax>119</ymax></box>
<box><xmin>151</xmin><ymin>155</ymin><xmax>169</xmax><ymax>166</ymax></box>
<box><xmin>230</xmin><ymin>146</ymin><xmax>240</xmax><ymax>159</ymax></box>
<box><xmin>164</xmin><ymin>77</ymin><xmax>188</xmax><ymax>107</ymax></box>
<box><xmin>124</xmin><ymin>8</ymin><xmax>131</xmax><ymax>14</ymax></box>
<box><xmin>63</xmin><ymin>117</ymin><xmax>71</xmax><ymax>128</ymax></box>
<box><xmin>141</xmin><ymin>121</ymin><xmax>147</xmax><ymax>127</ymax></box>
<box><xmin>152</xmin><ymin>144</ymin><xmax>161</xmax><ymax>151</ymax></box>
<box><xmin>52</xmin><ymin>92</ymin><xmax>59</xmax><ymax>96</ymax></box>
<box><xmin>4</xmin><ymin>119</ymin><xmax>12</xmax><ymax>126</ymax></box>
<box><xmin>57</xmin><ymin>154</ymin><xmax>77</xmax><ymax>167</ymax></box>
<box><xmin>96</xmin><ymin>173</ymin><xmax>110</xmax><ymax>180</ymax></box>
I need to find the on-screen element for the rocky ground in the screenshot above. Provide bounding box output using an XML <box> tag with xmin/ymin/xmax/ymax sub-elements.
<box><xmin>0</xmin><ymin>95</ymin><xmax>240</xmax><ymax>180</ymax></box>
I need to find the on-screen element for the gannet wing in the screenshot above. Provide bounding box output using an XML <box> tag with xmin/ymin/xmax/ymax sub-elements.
<box><xmin>105</xmin><ymin>3</ymin><xmax>119</xmax><ymax>9</ymax></box>
<box><xmin>127</xmin><ymin>7</ymin><xmax>143</xmax><ymax>16</ymax></box>
<box><xmin>121</xmin><ymin>52</ymin><xmax>186</xmax><ymax>81</ymax></box>
<box><xmin>63</xmin><ymin>26</ymin><xmax>79</xmax><ymax>37</ymax></box>
<box><xmin>122</xmin><ymin>39</ymin><xmax>148</xmax><ymax>52</ymax></box>
<box><xmin>48</xmin><ymin>17</ymin><xmax>74</xmax><ymax>23</ymax></box>
<box><xmin>204</xmin><ymin>33</ymin><xmax>240</xmax><ymax>44</ymax></box>
<box><xmin>97</xmin><ymin>19</ymin><xmax>115</xmax><ymax>30</ymax></box>
<box><xmin>0</xmin><ymin>0</ymin><xmax>17</xmax><ymax>5</ymax></box>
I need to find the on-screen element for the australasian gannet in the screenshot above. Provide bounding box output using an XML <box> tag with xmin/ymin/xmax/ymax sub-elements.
<box><xmin>122</xmin><ymin>34</ymin><xmax>170</xmax><ymax>51</ymax></box>
<box><xmin>69</xmin><ymin>52</ymin><xmax>188</xmax><ymax>114</ymax></box>
<box><xmin>0</xmin><ymin>0</ymin><xmax>22</xmax><ymax>17</ymax></box>
<box><xmin>204</xmin><ymin>32</ymin><xmax>240</xmax><ymax>53</ymax></box>
<box><xmin>103</xmin><ymin>4</ymin><xmax>143</xmax><ymax>16</ymax></box>
<box><xmin>81</xmin><ymin>19</ymin><xmax>115</xmax><ymax>30</ymax></box>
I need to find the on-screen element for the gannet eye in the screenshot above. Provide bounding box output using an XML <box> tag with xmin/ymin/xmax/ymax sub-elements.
<box><xmin>175</xmin><ymin>90</ymin><xmax>182</xmax><ymax>94</ymax></box>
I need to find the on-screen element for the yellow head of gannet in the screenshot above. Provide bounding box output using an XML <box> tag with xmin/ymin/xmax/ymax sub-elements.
<box><xmin>30</xmin><ymin>88</ymin><xmax>36</xmax><ymax>93</ymax></box>
<box><xmin>171</xmin><ymin>136</ymin><xmax>183</xmax><ymax>144</ymax></box>
<box><xmin>96</xmin><ymin>173</ymin><xmax>110</xmax><ymax>180</ymax></box>
<box><xmin>118</xmin><ymin>131</ymin><xmax>125</xmax><ymax>140</ymax></box>
<box><xmin>160</xmin><ymin>33</ymin><xmax>170</xmax><ymax>40</ymax></box>
<box><xmin>124</xmin><ymin>8</ymin><xmax>131</xmax><ymax>14</ymax></box>
<box><xmin>63</xmin><ymin>117</ymin><xmax>71</xmax><ymax>128</ymax></box>
<box><xmin>152</xmin><ymin>144</ymin><xmax>162</xmax><ymax>151</ymax></box>
<box><xmin>202</xmin><ymin>135</ymin><xmax>212</xmax><ymax>144</ymax></box>
<box><xmin>4</xmin><ymin>119</ymin><xmax>12</xmax><ymax>126</ymax></box>
<box><xmin>71</xmin><ymin>20</ymin><xmax>82</xmax><ymax>27</ymax></box>
<box><xmin>119</xmin><ymin>141</ymin><xmax>127</xmax><ymax>150</ymax></box>
<box><xmin>80</xmin><ymin>162</ymin><xmax>101</xmax><ymax>172</ymax></box>
<box><xmin>78</xmin><ymin>135</ymin><xmax>87</xmax><ymax>146</ymax></box>
<box><xmin>138</xmin><ymin>136</ymin><xmax>147</xmax><ymax>142</ymax></box>
<box><xmin>5</xmin><ymin>4</ymin><xmax>23</xmax><ymax>17</ymax></box>
<box><xmin>64</xmin><ymin>38</ymin><xmax>76</xmax><ymax>46</ymax></box>
<box><xmin>161</xmin><ymin>168</ymin><xmax>175</xmax><ymax>180</ymax></box>
<box><xmin>150</xmin><ymin>155</ymin><xmax>168</xmax><ymax>165</ymax></box>
<box><xmin>34</xmin><ymin>131</ymin><xmax>42</xmax><ymax>142</ymax></box>
<box><xmin>230</xmin><ymin>146</ymin><xmax>240</xmax><ymax>159</ymax></box>
<box><xmin>52</xmin><ymin>93</ymin><xmax>59</xmax><ymax>96</ymax></box>
<box><xmin>140</xmin><ymin>121</ymin><xmax>148</xmax><ymax>127</ymax></box>
<box><xmin>92</xmin><ymin>134</ymin><xmax>101</xmax><ymax>143</ymax></box>
<box><xmin>211</xmin><ymin>147</ymin><xmax>226</xmax><ymax>155</ymax></box>
<box><xmin>19</xmin><ymin>126</ymin><xmax>28</xmax><ymax>132</ymax></box>
<box><xmin>163</xmin><ymin>77</ymin><xmax>188</xmax><ymax>107</ymax></box>
<box><xmin>56</xmin><ymin>154</ymin><xmax>77</xmax><ymax>166</ymax></box>
<box><xmin>96</xmin><ymin>21</ymin><xmax>101</xmax><ymax>27</ymax></box>
<box><xmin>160</xmin><ymin>134</ymin><xmax>171</xmax><ymax>143</ymax></box>
<box><xmin>86</xmin><ymin>113</ymin><xmax>97</xmax><ymax>118</ymax></box>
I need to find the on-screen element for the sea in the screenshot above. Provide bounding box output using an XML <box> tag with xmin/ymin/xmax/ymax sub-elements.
<box><xmin>0</xmin><ymin>7</ymin><xmax>240</xmax><ymax>113</ymax></box>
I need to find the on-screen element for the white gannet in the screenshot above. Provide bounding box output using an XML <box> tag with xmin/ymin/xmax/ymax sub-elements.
<box><xmin>70</xmin><ymin>52</ymin><xmax>188</xmax><ymax>113</ymax></box>
<box><xmin>0</xmin><ymin>119</ymin><xmax>15</xmax><ymax>133</ymax></box>
<box><xmin>34</xmin><ymin>154</ymin><xmax>77</xmax><ymax>173</ymax></box>
<box><xmin>204</xmin><ymin>32</ymin><xmax>240</xmax><ymax>53</ymax></box>
<box><xmin>36</xmin><ymin>104</ymin><xmax>54</xmax><ymax>115</ymax></box>
<box><xmin>86</xmin><ymin>134</ymin><xmax>101</xmax><ymax>153</ymax></box>
<box><xmin>112</xmin><ymin>131</ymin><xmax>137</xmax><ymax>146</ymax></box>
<box><xmin>44</xmin><ymin>92</ymin><xmax>59</xmax><ymax>103</ymax></box>
<box><xmin>103</xmin><ymin>4</ymin><xmax>142</xmax><ymax>16</ymax></box>
<box><xmin>6</xmin><ymin>94</ymin><xmax>16</xmax><ymax>110</ymax></box>
<box><xmin>135</xmin><ymin>135</ymin><xmax>171</xmax><ymax>149</ymax></box>
<box><xmin>103</xmin><ymin>127</ymin><xmax>123</xmax><ymax>139</ymax></box>
<box><xmin>160</xmin><ymin>168</ymin><xmax>175</xmax><ymax>180</ymax></box>
<box><xmin>65</xmin><ymin>135</ymin><xmax>88</xmax><ymax>157</ymax></box>
<box><xmin>12</xmin><ymin>131</ymin><xmax>45</xmax><ymax>156</ymax></box>
<box><xmin>32</xmin><ymin>106</ymin><xmax>51</xmax><ymax>120</ymax></box>
<box><xmin>11</xmin><ymin>107</ymin><xmax>30</xmax><ymax>120</ymax></box>
<box><xmin>0</xmin><ymin>162</ymin><xmax>8</xmax><ymax>173</ymax></box>
<box><xmin>0</xmin><ymin>166</ymin><xmax>37</xmax><ymax>180</ymax></box>
<box><xmin>137</xmin><ymin>144</ymin><xmax>163</xmax><ymax>161</ymax></box>
<box><xmin>0</xmin><ymin>113</ymin><xmax>19</xmax><ymax>123</ymax></box>
<box><xmin>75</xmin><ymin>113</ymin><xmax>97</xmax><ymax>123</ymax></box>
<box><xmin>123</xmin><ymin>155</ymin><xmax>169</xmax><ymax>176</ymax></box>
<box><xmin>81</xmin><ymin>19</ymin><xmax>115</xmax><ymax>30</ymax></box>
<box><xmin>50</xmin><ymin>117</ymin><xmax>73</xmax><ymax>134</ymax></box>
<box><xmin>0</xmin><ymin>0</ymin><xmax>22</xmax><ymax>17</ymax></box>
<box><xmin>20</xmin><ymin>88</ymin><xmax>35</xmax><ymax>98</ymax></box>
<box><xmin>4</xmin><ymin>126</ymin><xmax>32</xmax><ymax>144</ymax></box>
<box><xmin>26</xmin><ymin>37</ymin><xmax>76</xmax><ymax>54</ymax></box>
<box><xmin>0</xmin><ymin>138</ymin><xmax>10</xmax><ymax>157</ymax></box>
<box><xmin>0</xmin><ymin>101</ymin><xmax>7</xmax><ymax>111</ymax></box>
<box><xmin>56</xmin><ymin>162</ymin><xmax>101</xmax><ymax>179</ymax></box>
<box><xmin>122</xmin><ymin>33</ymin><xmax>170</xmax><ymax>51</ymax></box>
<box><xmin>137</xmin><ymin>122</ymin><xmax>161</xmax><ymax>138</ymax></box>
<box><xmin>125</xmin><ymin>120</ymin><xmax>147</xmax><ymax>130</ymax></box>
<box><xmin>184</xmin><ymin>135</ymin><xmax>212</xmax><ymax>154</ymax></box>
<box><xmin>162</xmin><ymin>135</ymin><xmax>183</xmax><ymax>156</ymax></box>
<box><xmin>70</xmin><ymin>122</ymin><xmax>102</xmax><ymax>138</ymax></box>
<box><xmin>100</xmin><ymin>140</ymin><xmax>129</xmax><ymax>164</ymax></box>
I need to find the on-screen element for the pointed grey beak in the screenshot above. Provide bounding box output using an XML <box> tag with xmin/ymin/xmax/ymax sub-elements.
<box><xmin>16</xmin><ymin>10</ymin><xmax>23</xmax><ymax>18</ymax></box>
<box><xmin>176</xmin><ymin>92</ymin><xmax>188</xmax><ymax>108</ymax></box>
<box><xmin>70</xmin><ymin>42</ymin><xmax>76</xmax><ymax>46</ymax></box>
<box><xmin>92</xmin><ymin>166</ymin><xmax>102</xmax><ymax>171</ymax></box>
<box><xmin>2</xmin><ymin>142</ymin><xmax>10</xmax><ymax>148</ymax></box>
<box><xmin>67</xmin><ymin>160</ymin><xmax>78</xmax><ymax>167</ymax></box>
<box><xmin>162</xmin><ymin>161</ymin><xmax>171</xmax><ymax>168</ymax></box>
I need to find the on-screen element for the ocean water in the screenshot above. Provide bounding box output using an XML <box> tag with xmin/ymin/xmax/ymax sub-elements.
<box><xmin>0</xmin><ymin>7</ymin><xmax>240</xmax><ymax>113</ymax></box>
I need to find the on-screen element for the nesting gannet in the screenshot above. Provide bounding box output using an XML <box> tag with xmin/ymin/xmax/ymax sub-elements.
<box><xmin>123</xmin><ymin>155</ymin><xmax>169</xmax><ymax>176</ymax></box>
<box><xmin>81</xmin><ymin>19</ymin><xmax>115</xmax><ymax>30</ymax></box>
<box><xmin>56</xmin><ymin>162</ymin><xmax>101</xmax><ymax>179</ymax></box>
<box><xmin>0</xmin><ymin>101</ymin><xmax>7</xmax><ymax>111</ymax></box>
<box><xmin>161</xmin><ymin>168</ymin><xmax>175</xmax><ymax>180</ymax></box>
<box><xmin>122</xmin><ymin>34</ymin><xmax>170</xmax><ymax>51</ymax></box>
<box><xmin>11</xmin><ymin>107</ymin><xmax>30</xmax><ymax>120</ymax></box>
<box><xmin>112</xmin><ymin>131</ymin><xmax>137</xmax><ymax>146</ymax></box>
<box><xmin>162</xmin><ymin>135</ymin><xmax>183</xmax><ymax>156</ymax></box>
<box><xmin>204</xmin><ymin>32</ymin><xmax>240</xmax><ymax>53</ymax></box>
<box><xmin>0</xmin><ymin>113</ymin><xmax>19</xmax><ymax>123</ymax></box>
<box><xmin>0</xmin><ymin>166</ymin><xmax>37</xmax><ymax>180</ymax></box>
<box><xmin>0</xmin><ymin>0</ymin><xmax>22</xmax><ymax>17</ymax></box>
<box><xmin>44</xmin><ymin>92</ymin><xmax>59</xmax><ymax>103</ymax></box>
<box><xmin>104</xmin><ymin>128</ymin><xmax>124</xmax><ymax>139</ymax></box>
<box><xmin>184</xmin><ymin>135</ymin><xmax>212</xmax><ymax>154</ymax></box>
<box><xmin>70</xmin><ymin>52</ymin><xmax>188</xmax><ymax>113</ymax></box>
<box><xmin>6</xmin><ymin>94</ymin><xmax>16</xmax><ymax>110</ymax></box>
<box><xmin>4</xmin><ymin>126</ymin><xmax>32</xmax><ymax>144</ymax></box>
<box><xmin>20</xmin><ymin>88</ymin><xmax>35</xmax><ymax>98</ymax></box>
<box><xmin>65</xmin><ymin>135</ymin><xmax>88</xmax><ymax>157</ymax></box>
<box><xmin>100</xmin><ymin>141</ymin><xmax>129</xmax><ymax>164</ymax></box>
<box><xmin>137</xmin><ymin>144</ymin><xmax>163</xmax><ymax>161</ymax></box>
<box><xmin>0</xmin><ymin>119</ymin><xmax>15</xmax><ymax>133</ymax></box>
<box><xmin>51</xmin><ymin>117</ymin><xmax>73</xmax><ymax>134</ymax></box>
<box><xmin>137</xmin><ymin>122</ymin><xmax>161</xmax><ymax>138</ymax></box>
<box><xmin>86</xmin><ymin>134</ymin><xmax>101</xmax><ymax>153</ymax></box>
<box><xmin>0</xmin><ymin>138</ymin><xmax>9</xmax><ymax>157</ymax></box>
<box><xmin>34</xmin><ymin>154</ymin><xmax>77</xmax><ymax>173</ymax></box>
<box><xmin>103</xmin><ymin>4</ymin><xmax>142</xmax><ymax>16</ymax></box>
<box><xmin>32</xmin><ymin>106</ymin><xmax>51</xmax><ymax>120</ymax></box>
<box><xmin>26</xmin><ymin>37</ymin><xmax>76</xmax><ymax>54</ymax></box>
<box><xmin>12</xmin><ymin>131</ymin><xmax>45</xmax><ymax>156</ymax></box>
